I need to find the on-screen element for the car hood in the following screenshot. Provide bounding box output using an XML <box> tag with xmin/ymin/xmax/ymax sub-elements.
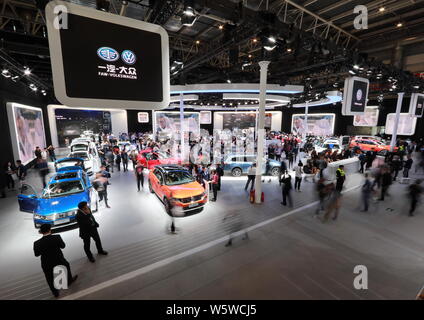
<box><xmin>36</xmin><ymin>192</ymin><xmax>89</xmax><ymax>215</ymax></box>
<box><xmin>167</xmin><ymin>182</ymin><xmax>204</xmax><ymax>198</ymax></box>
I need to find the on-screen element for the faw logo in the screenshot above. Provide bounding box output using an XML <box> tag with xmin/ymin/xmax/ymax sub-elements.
<box><xmin>97</xmin><ymin>47</ymin><xmax>119</xmax><ymax>62</ymax></box>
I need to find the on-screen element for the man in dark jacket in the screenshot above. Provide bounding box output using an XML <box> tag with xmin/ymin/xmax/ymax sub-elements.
<box><xmin>408</xmin><ymin>180</ymin><xmax>422</xmax><ymax>216</ymax></box>
<box><xmin>216</xmin><ymin>164</ymin><xmax>224</xmax><ymax>191</ymax></box>
<box><xmin>33</xmin><ymin>224</ymin><xmax>77</xmax><ymax>297</ymax></box>
<box><xmin>379</xmin><ymin>166</ymin><xmax>392</xmax><ymax>201</ymax></box>
<box><xmin>76</xmin><ymin>201</ymin><xmax>108</xmax><ymax>262</ymax></box>
<box><xmin>280</xmin><ymin>171</ymin><xmax>293</xmax><ymax>207</ymax></box>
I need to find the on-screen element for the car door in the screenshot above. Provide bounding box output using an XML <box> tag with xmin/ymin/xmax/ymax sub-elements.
<box><xmin>17</xmin><ymin>184</ymin><xmax>39</xmax><ymax>213</ymax></box>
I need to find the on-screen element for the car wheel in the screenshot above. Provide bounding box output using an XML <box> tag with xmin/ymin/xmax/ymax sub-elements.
<box><xmin>270</xmin><ymin>167</ymin><xmax>280</xmax><ymax>177</ymax></box>
<box><xmin>148</xmin><ymin>181</ymin><xmax>154</xmax><ymax>193</ymax></box>
<box><xmin>164</xmin><ymin>198</ymin><xmax>172</xmax><ymax>215</ymax></box>
<box><xmin>231</xmin><ymin>167</ymin><xmax>242</xmax><ymax>177</ymax></box>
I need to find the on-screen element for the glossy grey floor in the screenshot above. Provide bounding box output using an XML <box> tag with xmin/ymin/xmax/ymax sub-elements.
<box><xmin>0</xmin><ymin>156</ymin><xmax>423</xmax><ymax>300</ymax></box>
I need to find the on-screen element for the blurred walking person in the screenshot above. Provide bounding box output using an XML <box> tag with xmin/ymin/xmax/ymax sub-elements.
<box><xmin>294</xmin><ymin>161</ymin><xmax>303</xmax><ymax>192</ymax></box>
<box><xmin>280</xmin><ymin>170</ymin><xmax>293</xmax><ymax>207</ymax></box>
<box><xmin>322</xmin><ymin>183</ymin><xmax>341</xmax><ymax>222</ymax></box>
<box><xmin>245</xmin><ymin>163</ymin><xmax>256</xmax><ymax>191</ymax></box>
<box><xmin>408</xmin><ymin>180</ymin><xmax>422</xmax><ymax>217</ymax></box>
<box><xmin>210</xmin><ymin>169</ymin><xmax>219</xmax><ymax>201</ymax></box>
<box><xmin>222</xmin><ymin>211</ymin><xmax>248</xmax><ymax>247</ymax></box>
<box><xmin>361</xmin><ymin>173</ymin><xmax>373</xmax><ymax>212</ymax></box>
<box><xmin>403</xmin><ymin>155</ymin><xmax>413</xmax><ymax>178</ymax></box>
<box><xmin>379</xmin><ymin>166</ymin><xmax>392</xmax><ymax>201</ymax></box>
<box><xmin>135</xmin><ymin>162</ymin><xmax>144</xmax><ymax>191</ymax></box>
<box><xmin>315</xmin><ymin>177</ymin><xmax>327</xmax><ymax>215</ymax></box>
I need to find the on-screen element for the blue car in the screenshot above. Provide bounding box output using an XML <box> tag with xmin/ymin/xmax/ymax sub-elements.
<box><xmin>17</xmin><ymin>168</ymin><xmax>98</xmax><ymax>229</ymax></box>
<box><xmin>223</xmin><ymin>154</ymin><xmax>282</xmax><ymax>177</ymax></box>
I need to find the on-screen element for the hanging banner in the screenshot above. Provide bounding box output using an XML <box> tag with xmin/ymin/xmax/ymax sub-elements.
<box><xmin>409</xmin><ymin>93</ymin><xmax>424</xmax><ymax>118</ymax></box>
<box><xmin>342</xmin><ymin>76</ymin><xmax>369</xmax><ymax>116</ymax></box>
<box><xmin>46</xmin><ymin>0</ymin><xmax>170</xmax><ymax>110</ymax></box>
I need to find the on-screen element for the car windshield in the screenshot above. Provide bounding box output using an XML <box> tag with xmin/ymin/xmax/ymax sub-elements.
<box><xmin>42</xmin><ymin>180</ymin><xmax>84</xmax><ymax>198</ymax></box>
<box><xmin>71</xmin><ymin>145</ymin><xmax>88</xmax><ymax>151</ymax></box>
<box><xmin>56</xmin><ymin>160</ymin><xmax>84</xmax><ymax>170</ymax></box>
<box><xmin>323</xmin><ymin>143</ymin><xmax>339</xmax><ymax>149</ymax></box>
<box><xmin>70</xmin><ymin>153</ymin><xmax>89</xmax><ymax>160</ymax></box>
<box><xmin>165</xmin><ymin>171</ymin><xmax>195</xmax><ymax>186</ymax></box>
<box><xmin>157</xmin><ymin>151</ymin><xmax>170</xmax><ymax>159</ymax></box>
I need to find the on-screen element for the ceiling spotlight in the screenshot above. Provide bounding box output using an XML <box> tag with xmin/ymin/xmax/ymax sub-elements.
<box><xmin>267</xmin><ymin>36</ymin><xmax>276</xmax><ymax>43</ymax></box>
<box><xmin>396</xmin><ymin>22</ymin><xmax>403</xmax><ymax>27</ymax></box>
<box><xmin>29</xmin><ymin>84</ymin><xmax>37</xmax><ymax>91</ymax></box>
<box><xmin>218</xmin><ymin>25</ymin><xmax>224</xmax><ymax>30</ymax></box>
<box><xmin>248</xmin><ymin>54</ymin><xmax>252</xmax><ymax>58</ymax></box>
<box><xmin>2</xmin><ymin>69</ymin><xmax>10</xmax><ymax>78</ymax></box>
<box><xmin>264</xmin><ymin>45</ymin><xmax>276</xmax><ymax>51</ymax></box>
<box><xmin>353</xmin><ymin>64</ymin><xmax>360</xmax><ymax>70</ymax></box>
<box><xmin>195</xmin><ymin>40</ymin><xmax>200</xmax><ymax>45</ymax></box>
<box><xmin>286</xmin><ymin>48</ymin><xmax>292</xmax><ymax>53</ymax></box>
<box><xmin>227</xmin><ymin>79</ymin><xmax>231</xmax><ymax>83</ymax></box>
<box><xmin>379</xmin><ymin>6</ymin><xmax>385</xmax><ymax>12</ymax></box>
<box><xmin>24</xmin><ymin>68</ymin><xmax>31</xmax><ymax>75</ymax></box>
<box><xmin>183</xmin><ymin>6</ymin><xmax>195</xmax><ymax>17</ymax></box>
<box><xmin>252</xmin><ymin>38</ymin><xmax>258</xmax><ymax>43</ymax></box>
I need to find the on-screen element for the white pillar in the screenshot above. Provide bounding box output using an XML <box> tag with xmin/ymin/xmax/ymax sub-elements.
<box><xmin>303</xmin><ymin>100</ymin><xmax>309</xmax><ymax>139</ymax></box>
<box><xmin>179</xmin><ymin>93</ymin><xmax>185</xmax><ymax>163</ymax></box>
<box><xmin>390</xmin><ymin>92</ymin><xmax>404</xmax><ymax>152</ymax></box>
<box><xmin>254</xmin><ymin>61</ymin><xmax>270</xmax><ymax>204</ymax></box>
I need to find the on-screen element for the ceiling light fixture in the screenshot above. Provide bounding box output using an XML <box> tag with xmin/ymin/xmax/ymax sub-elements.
<box><xmin>24</xmin><ymin>68</ymin><xmax>31</xmax><ymax>75</ymax></box>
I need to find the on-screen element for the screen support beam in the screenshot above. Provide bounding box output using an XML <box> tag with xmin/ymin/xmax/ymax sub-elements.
<box><xmin>390</xmin><ymin>92</ymin><xmax>404</xmax><ymax>152</ymax></box>
<box><xmin>255</xmin><ymin>61</ymin><xmax>270</xmax><ymax>204</ymax></box>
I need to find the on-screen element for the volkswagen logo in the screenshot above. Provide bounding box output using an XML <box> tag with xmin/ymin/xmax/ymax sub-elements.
<box><xmin>121</xmin><ymin>50</ymin><xmax>136</xmax><ymax>65</ymax></box>
<box><xmin>97</xmin><ymin>47</ymin><xmax>119</xmax><ymax>62</ymax></box>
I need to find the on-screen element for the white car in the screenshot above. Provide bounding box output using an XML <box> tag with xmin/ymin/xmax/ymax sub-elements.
<box><xmin>315</xmin><ymin>139</ymin><xmax>342</xmax><ymax>154</ymax></box>
<box><xmin>68</xmin><ymin>150</ymin><xmax>101</xmax><ymax>176</ymax></box>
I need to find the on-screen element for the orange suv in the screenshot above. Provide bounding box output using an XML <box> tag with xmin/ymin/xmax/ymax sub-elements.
<box><xmin>148</xmin><ymin>165</ymin><xmax>207</xmax><ymax>216</ymax></box>
<box><xmin>350</xmin><ymin>138</ymin><xmax>396</xmax><ymax>154</ymax></box>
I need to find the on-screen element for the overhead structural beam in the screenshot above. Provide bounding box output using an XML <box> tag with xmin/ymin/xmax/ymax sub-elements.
<box><xmin>282</xmin><ymin>0</ymin><xmax>359</xmax><ymax>41</ymax></box>
<box><xmin>316</xmin><ymin>0</ymin><xmax>353</xmax><ymax>15</ymax></box>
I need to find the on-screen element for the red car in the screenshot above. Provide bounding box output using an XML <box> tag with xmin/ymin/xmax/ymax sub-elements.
<box><xmin>137</xmin><ymin>149</ymin><xmax>182</xmax><ymax>169</ymax></box>
<box><xmin>349</xmin><ymin>139</ymin><xmax>396</xmax><ymax>153</ymax></box>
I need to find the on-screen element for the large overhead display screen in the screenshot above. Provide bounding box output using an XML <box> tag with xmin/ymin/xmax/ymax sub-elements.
<box><xmin>222</xmin><ymin>113</ymin><xmax>273</xmax><ymax>130</ymax></box>
<box><xmin>385</xmin><ymin>113</ymin><xmax>417</xmax><ymax>136</ymax></box>
<box><xmin>154</xmin><ymin>112</ymin><xmax>200</xmax><ymax>142</ymax></box>
<box><xmin>342</xmin><ymin>76</ymin><xmax>369</xmax><ymax>116</ymax></box>
<box><xmin>292</xmin><ymin>114</ymin><xmax>335</xmax><ymax>136</ymax></box>
<box><xmin>7</xmin><ymin>103</ymin><xmax>46</xmax><ymax>165</ymax></box>
<box><xmin>55</xmin><ymin>108</ymin><xmax>111</xmax><ymax>147</ymax></box>
<box><xmin>353</xmin><ymin>107</ymin><xmax>379</xmax><ymax>126</ymax></box>
<box><xmin>46</xmin><ymin>1</ymin><xmax>170</xmax><ymax>109</ymax></box>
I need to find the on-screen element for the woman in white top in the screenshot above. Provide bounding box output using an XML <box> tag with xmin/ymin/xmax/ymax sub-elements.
<box><xmin>294</xmin><ymin>161</ymin><xmax>303</xmax><ymax>192</ymax></box>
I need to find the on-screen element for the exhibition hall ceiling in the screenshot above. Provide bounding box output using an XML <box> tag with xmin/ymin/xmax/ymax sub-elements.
<box><xmin>0</xmin><ymin>0</ymin><xmax>423</xmax><ymax>100</ymax></box>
